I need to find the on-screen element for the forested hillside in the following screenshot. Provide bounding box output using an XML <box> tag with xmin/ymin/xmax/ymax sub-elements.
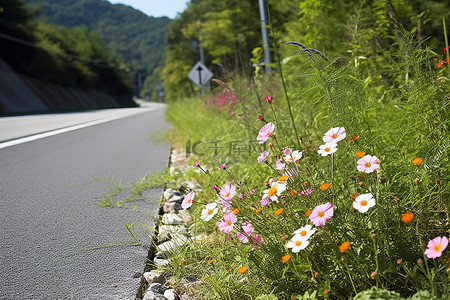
<box><xmin>25</xmin><ymin>0</ymin><xmax>171</xmax><ymax>99</ymax></box>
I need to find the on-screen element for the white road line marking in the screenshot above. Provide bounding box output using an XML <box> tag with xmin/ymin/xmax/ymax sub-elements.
<box><xmin>0</xmin><ymin>107</ymin><xmax>159</xmax><ymax>149</ymax></box>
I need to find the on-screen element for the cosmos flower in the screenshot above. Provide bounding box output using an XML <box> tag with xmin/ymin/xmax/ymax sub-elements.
<box><xmin>293</xmin><ymin>224</ymin><xmax>316</xmax><ymax>240</ymax></box>
<box><xmin>257</xmin><ymin>122</ymin><xmax>275</xmax><ymax>144</ymax></box>
<box><xmin>219</xmin><ymin>183</ymin><xmax>236</xmax><ymax>206</ymax></box>
<box><xmin>287</xmin><ymin>234</ymin><xmax>310</xmax><ymax>253</ymax></box>
<box><xmin>200</xmin><ymin>203</ymin><xmax>219</xmax><ymax>221</ymax></box>
<box><xmin>309</xmin><ymin>202</ymin><xmax>334</xmax><ymax>226</ymax></box>
<box><xmin>424</xmin><ymin>236</ymin><xmax>448</xmax><ymax>259</ymax></box>
<box><xmin>262</xmin><ymin>181</ymin><xmax>287</xmax><ymax>202</ymax></box>
<box><xmin>353</xmin><ymin>193</ymin><xmax>375</xmax><ymax>213</ymax></box>
<box><xmin>181</xmin><ymin>191</ymin><xmax>195</xmax><ymax>210</ymax></box>
<box><xmin>323</xmin><ymin>127</ymin><xmax>346</xmax><ymax>143</ymax></box>
<box><xmin>317</xmin><ymin>142</ymin><xmax>337</xmax><ymax>156</ymax></box>
<box><xmin>257</xmin><ymin>150</ymin><xmax>269</xmax><ymax>162</ymax></box>
<box><xmin>216</xmin><ymin>211</ymin><xmax>237</xmax><ymax>233</ymax></box>
<box><xmin>357</xmin><ymin>155</ymin><xmax>380</xmax><ymax>173</ymax></box>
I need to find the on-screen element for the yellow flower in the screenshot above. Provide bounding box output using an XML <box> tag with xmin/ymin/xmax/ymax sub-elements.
<box><xmin>274</xmin><ymin>208</ymin><xmax>284</xmax><ymax>216</ymax></box>
<box><xmin>401</xmin><ymin>212</ymin><xmax>414</xmax><ymax>223</ymax></box>
<box><xmin>237</xmin><ymin>266</ymin><xmax>248</xmax><ymax>274</ymax></box>
<box><xmin>412</xmin><ymin>158</ymin><xmax>423</xmax><ymax>165</ymax></box>
<box><xmin>208</xmin><ymin>259</ymin><xmax>215</xmax><ymax>264</ymax></box>
<box><xmin>281</xmin><ymin>254</ymin><xmax>291</xmax><ymax>263</ymax></box>
<box><xmin>339</xmin><ymin>241</ymin><xmax>351</xmax><ymax>253</ymax></box>
<box><xmin>355</xmin><ymin>151</ymin><xmax>365</xmax><ymax>158</ymax></box>
<box><xmin>320</xmin><ymin>183</ymin><xmax>330</xmax><ymax>191</ymax></box>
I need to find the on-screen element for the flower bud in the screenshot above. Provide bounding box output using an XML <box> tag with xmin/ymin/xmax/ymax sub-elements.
<box><xmin>370</xmin><ymin>271</ymin><xmax>378</xmax><ymax>277</ymax></box>
<box><xmin>417</xmin><ymin>258</ymin><xmax>423</xmax><ymax>264</ymax></box>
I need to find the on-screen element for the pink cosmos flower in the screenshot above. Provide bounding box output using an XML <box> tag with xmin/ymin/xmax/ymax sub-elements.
<box><xmin>220</xmin><ymin>183</ymin><xmax>236</xmax><ymax>202</ymax></box>
<box><xmin>241</xmin><ymin>221</ymin><xmax>254</xmax><ymax>235</ymax></box>
<box><xmin>276</xmin><ymin>159</ymin><xmax>286</xmax><ymax>170</ymax></box>
<box><xmin>236</xmin><ymin>232</ymin><xmax>249</xmax><ymax>243</ymax></box>
<box><xmin>253</xmin><ymin>234</ymin><xmax>263</xmax><ymax>243</ymax></box>
<box><xmin>317</xmin><ymin>142</ymin><xmax>337</xmax><ymax>156</ymax></box>
<box><xmin>193</xmin><ymin>161</ymin><xmax>200</xmax><ymax>167</ymax></box>
<box><xmin>323</xmin><ymin>127</ymin><xmax>346</xmax><ymax>143</ymax></box>
<box><xmin>299</xmin><ymin>187</ymin><xmax>313</xmax><ymax>196</ymax></box>
<box><xmin>425</xmin><ymin>236</ymin><xmax>448</xmax><ymax>259</ymax></box>
<box><xmin>249</xmin><ymin>189</ymin><xmax>256</xmax><ymax>195</ymax></box>
<box><xmin>260</xmin><ymin>197</ymin><xmax>270</xmax><ymax>206</ymax></box>
<box><xmin>264</xmin><ymin>96</ymin><xmax>272</xmax><ymax>102</ymax></box>
<box><xmin>217</xmin><ymin>211</ymin><xmax>237</xmax><ymax>233</ymax></box>
<box><xmin>257</xmin><ymin>150</ymin><xmax>269</xmax><ymax>162</ymax></box>
<box><xmin>357</xmin><ymin>155</ymin><xmax>381</xmax><ymax>173</ymax></box>
<box><xmin>181</xmin><ymin>191</ymin><xmax>195</xmax><ymax>210</ymax></box>
<box><xmin>282</xmin><ymin>148</ymin><xmax>293</xmax><ymax>156</ymax></box>
<box><xmin>257</xmin><ymin>122</ymin><xmax>275</xmax><ymax>144</ymax></box>
<box><xmin>309</xmin><ymin>202</ymin><xmax>334</xmax><ymax>226</ymax></box>
<box><xmin>219</xmin><ymin>163</ymin><xmax>226</xmax><ymax>169</ymax></box>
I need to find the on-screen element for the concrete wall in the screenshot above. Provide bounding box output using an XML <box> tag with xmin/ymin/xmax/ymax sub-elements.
<box><xmin>0</xmin><ymin>59</ymin><xmax>136</xmax><ymax>115</ymax></box>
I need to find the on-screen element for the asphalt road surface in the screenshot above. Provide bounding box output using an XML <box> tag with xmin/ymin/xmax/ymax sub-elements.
<box><xmin>0</xmin><ymin>103</ymin><xmax>171</xmax><ymax>299</ymax></box>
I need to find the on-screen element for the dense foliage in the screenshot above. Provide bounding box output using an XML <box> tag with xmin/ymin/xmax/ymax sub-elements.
<box><xmin>162</xmin><ymin>0</ymin><xmax>450</xmax><ymax>100</ymax></box>
<box><xmin>0</xmin><ymin>0</ymin><xmax>133</xmax><ymax>97</ymax></box>
<box><xmin>24</xmin><ymin>0</ymin><xmax>170</xmax><ymax>99</ymax></box>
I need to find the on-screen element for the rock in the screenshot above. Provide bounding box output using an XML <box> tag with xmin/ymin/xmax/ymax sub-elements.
<box><xmin>178</xmin><ymin>294</ymin><xmax>190</xmax><ymax>300</ymax></box>
<box><xmin>154</xmin><ymin>257</ymin><xmax>170</xmax><ymax>267</ymax></box>
<box><xmin>164</xmin><ymin>289</ymin><xmax>179</xmax><ymax>300</ymax></box>
<box><xmin>163</xmin><ymin>188</ymin><xmax>174</xmax><ymax>200</ymax></box>
<box><xmin>162</xmin><ymin>202</ymin><xmax>182</xmax><ymax>214</ymax></box>
<box><xmin>150</xmin><ymin>283</ymin><xmax>167</xmax><ymax>295</ymax></box>
<box><xmin>176</xmin><ymin>210</ymin><xmax>192</xmax><ymax>224</ymax></box>
<box><xmin>168</xmin><ymin>195</ymin><xmax>183</xmax><ymax>203</ymax></box>
<box><xmin>143</xmin><ymin>270</ymin><xmax>166</xmax><ymax>285</ymax></box>
<box><xmin>142</xmin><ymin>290</ymin><xmax>166</xmax><ymax>300</ymax></box>
<box><xmin>158</xmin><ymin>234</ymin><xmax>188</xmax><ymax>253</ymax></box>
<box><xmin>154</xmin><ymin>251</ymin><xmax>164</xmax><ymax>259</ymax></box>
<box><xmin>161</xmin><ymin>213</ymin><xmax>184</xmax><ymax>225</ymax></box>
<box><xmin>158</xmin><ymin>225</ymin><xmax>187</xmax><ymax>243</ymax></box>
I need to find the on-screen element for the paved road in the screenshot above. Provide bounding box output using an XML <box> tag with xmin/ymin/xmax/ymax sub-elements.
<box><xmin>0</xmin><ymin>103</ymin><xmax>171</xmax><ymax>299</ymax></box>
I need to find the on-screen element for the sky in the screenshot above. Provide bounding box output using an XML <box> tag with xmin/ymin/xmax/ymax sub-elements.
<box><xmin>107</xmin><ymin>0</ymin><xmax>190</xmax><ymax>19</ymax></box>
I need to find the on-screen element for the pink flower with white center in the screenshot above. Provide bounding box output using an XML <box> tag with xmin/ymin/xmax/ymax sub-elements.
<box><xmin>257</xmin><ymin>122</ymin><xmax>275</xmax><ymax>144</ymax></box>
<box><xmin>241</xmin><ymin>221</ymin><xmax>254</xmax><ymax>235</ymax></box>
<box><xmin>276</xmin><ymin>159</ymin><xmax>286</xmax><ymax>170</ymax></box>
<box><xmin>181</xmin><ymin>191</ymin><xmax>195</xmax><ymax>210</ymax></box>
<box><xmin>220</xmin><ymin>183</ymin><xmax>236</xmax><ymax>202</ymax></box>
<box><xmin>357</xmin><ymin>155</ymin><xmax>380</xmax><ymax>173</ymax></box>
<box><xmin>287</xmin><ymin>234</ymin><xmax>310</xmax><ymax>253</ymax></box>
<box><xmin>353</xmin><ymin>193</ymin><xmax>375</xmax><ymax>213</ymax></box>
<box><xmin>293</xmin><ymin>224</ymin><xmax>316</xmax><ymax>240</ymax></box>
<box><xmin>309</xmin><ymin>202</ymin><xmax>334</xmax><ymax>226</ymax></box>
<box><xmin>284</xmin><ymin>150</ymin><xmax>302</xmax><ymax>163</ymax></box>
<box><xmin>317</xmin><ymin>142</ymin><xmax>337</xmax><ymax>156</ymax></box>
<box><xmin>200</xmin><ymin>203</ymin><xmax>219</xmax><ymax>222</ymax></box>
<box><xmin>260</xmin><ymin>197</ymin><xmax>270</xmax><ymax>206</ymax></box>
<box><xmin>257</xmin><ymin>150</ymin><xmax>269</xmax><ymax>162</ymax></box>
<box><xmin>323</xmin><ymin>127</ymin><xmax>346</xmax><ymax>144</ymax></box>
<box><xmin>425</xmin><ymin>236</ymin><xmax>448</xmax><ymax>259</ymax></box>
<box><xmin>216</xmin><ymin>211</ymin><xmax>237</xmax><ymax>233</ymax></box>
<box><xmin>262</xmin><ymin>181</ymin><xmax>287</xmax><ymax>202</ymax></box>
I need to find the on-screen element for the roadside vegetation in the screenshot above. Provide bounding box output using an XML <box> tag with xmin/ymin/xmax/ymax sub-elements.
<box><xmin>157</xmin><ymin>1</ymin><xmax>449</xmax><ymax>298</ymax></box>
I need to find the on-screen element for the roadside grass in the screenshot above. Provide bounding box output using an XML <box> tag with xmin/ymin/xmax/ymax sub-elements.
<box><xmin>159</xmin><ymin>32</ymin><xmax>449</xmax><ymax>299</ymax></box>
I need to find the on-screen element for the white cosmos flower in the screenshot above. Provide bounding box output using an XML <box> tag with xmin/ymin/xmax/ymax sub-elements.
<box><xmin>353</xmin><ymin>193</ymin><xmax>375</xmax><ymax>213</ymax></box>
<box><xmin>317</xmin><ymin>142</ymin><xmax>337</xmax><ymax>156</ymax></box>
<box><xmin>284</xmin><ymin>150</ymin><xmax>303</xmax><ymax>163</ymax></box>
<box><xmin>287</xmin><ymin>234</ymin><xmax>310</xmax><ymax>253</ymax></box>
<box><xmin>200</xmin><ymin>203</ymin><xmax>219</xmax><ymax>221</ymax></box>
<box><xmin>262</xmin><ymin>181</ymin><xmax>287</xmax><ymax>202</ymax></box>
<box><xmin>293</xmin><ymin>224</ymin><xmax>316</xmax><ymax>240</ymax></box>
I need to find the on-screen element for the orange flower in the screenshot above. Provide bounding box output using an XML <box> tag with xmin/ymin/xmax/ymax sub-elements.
<box><xmin>233</xmin><ymin>207</ymin><xmax>240</xmax><ymax>214</ymax></box>
<box><xmin>305</xmin><ymin>210</ymin><xmax>312</xmax><ymax>217</ymax></box>
<box><xmin>339</xmin><ymin>241</ymin><xmax>351</xmax><ymax>253</ymax></box>
<box><xmin>412</xmin><ymin>158</ymin><xmax>423</xmax><ymax>166</ymax></box>
<box><xmin>355</xmin><ymin>151</ymin><xmax>365</xmax><ymax>158</ymax></box>
<box><xmin>303</xmin><ymin>181</ymin><xmax>308</xmax><ymax>185</ymax></box>
<box><xmin>289</xmin><ymin>189</ymin><xmax>296</xmax><ymax>196</ymax></box>
<box><xmin>268</xmin><ymin>143</ymin><xmax>273</xmax><ymax>147</ymax></box>
<box><xmin>279</xmin><ymin>175</ymin><xmax>289</xmax><ymax>182</ymax></box>
<box><xmin>281</xmin><ymin>254</ymin><xmax>291</xmax><ymax>263</ymax></box>
<box><xmin>237</xmin><ymin>266</ymin><xmax>248</xmax><ymax>274</ymax></box>
<box><xmin>227</xmin><ymin>268</ymin><xmax>232</xmax><ymax>272</ymax></box>
<box><xmin>208</xmin><ymin>259</ymin><xmax>215</xmax><ymax>264</ymax></box>
<box><xmin>351</xmin><ymin>194</ymin><xmax>359</xmax><ymax>200</ymax></box>
<box><xmin>320</xmin><ymin>183</ymin><xmax>330</xmax><ymax>191</ymax></box>
<box><xmin>350</xmin><ymin>135</ymin><xmax>359</xmax><ymax>141</ymax></box>
<box><xmin>178</xmin><ymin>261</ymin><xmax>184</xmax><ymax>266</ymax></box>
<box><xmin>274</xmin><ymin>208</ymin><xmax>284</xmax><ymax>216</ymax></box>
<box><xmin>255</xmin><ymin>208</ymin><xmax>262</xmax><ymax>213</ymax></box>
<box><xmin>401</xmin><ymin>212</ymin><xmax>414</xmax><ymax>223</ymax></box>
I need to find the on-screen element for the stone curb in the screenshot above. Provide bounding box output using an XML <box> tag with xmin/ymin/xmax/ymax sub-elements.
<box><xmin>136</xmin><ymin>149</ymin><xmax>196</xmax><ymax>300</ymax></box>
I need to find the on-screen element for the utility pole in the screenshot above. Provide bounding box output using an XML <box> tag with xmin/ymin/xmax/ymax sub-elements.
<box><xmin>258</xmin><ymin>0</ymin><xmax>272</xmax><ymax>74</ymax></box>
